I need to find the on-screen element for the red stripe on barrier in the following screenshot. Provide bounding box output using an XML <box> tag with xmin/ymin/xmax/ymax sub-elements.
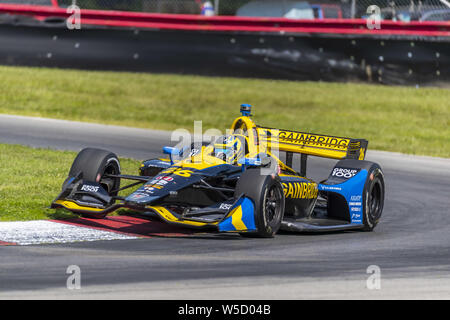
<box><xmin>0</xmin><ymin>3</ymin><xmax>448</xmax><ymax>37</ymax></box>
<box><xmin>0</xmin><ymin>241</ymin><xmax>17</xmax><ymax>246</ymax></box>
<box><xmin>51</xmin><ymin>215</ymin><xmax>195</xmax><ymax>238</ymax></box>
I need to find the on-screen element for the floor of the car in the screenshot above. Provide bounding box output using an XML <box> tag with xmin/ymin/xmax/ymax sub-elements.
<box><xmin>181</xmin><ymin>214</ymin><xmax>224</xmax><ymax>223</ymax></box>
<box><xmin>283</xmin><ymin>217</ymin><xmax>351</xmax><ymax>226</ymax></box>
<box><xmin>280</xmin><ymin>217</ymin><xmax>362</xmax><ymax>232</ymax></box>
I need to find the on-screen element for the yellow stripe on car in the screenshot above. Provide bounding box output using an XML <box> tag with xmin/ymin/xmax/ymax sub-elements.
<box><xmin>230</xmin><ymin>206</ymin><xmax>248</xmax><ymax>231</ymax></box>
<box><xmin>54</xmin><ymin>200</ymin><xmax>104</xmax><ymax>212</ymax></box>
<box><xmin>149</xmin><ymin>206</ymin><xmax>215</xmax><ymax>227</ymax></box>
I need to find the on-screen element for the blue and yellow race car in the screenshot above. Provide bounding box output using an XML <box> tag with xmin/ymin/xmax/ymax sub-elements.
<box><xmin>52</xmin><ymin>104</ymin><xmax>385</xmax><ymax>237</ymax></box>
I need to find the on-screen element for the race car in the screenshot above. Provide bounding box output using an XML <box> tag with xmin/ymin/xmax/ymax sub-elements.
<box><xmin>51</xmin><ymin>104</ymin><xmax>385</xmax><ymax>237</ymax></box>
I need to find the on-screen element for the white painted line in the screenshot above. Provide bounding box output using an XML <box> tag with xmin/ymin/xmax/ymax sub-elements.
<box><xmin>0</xmin><ymin>220</ymin><xmax>138</xmax><ymax>245</ymax></box>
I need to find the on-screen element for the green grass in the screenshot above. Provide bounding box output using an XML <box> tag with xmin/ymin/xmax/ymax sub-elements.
<box><xmin>0</xmin><ymin>65</ymin><xmax>449</xmax><ymax>157</ymax></box>
<box><xmin>0</xmin><ymin>144</ymin><xmax>140</xmax><ymax>222</ymax></box>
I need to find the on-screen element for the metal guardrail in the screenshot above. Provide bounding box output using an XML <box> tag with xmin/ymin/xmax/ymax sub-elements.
<box><xmin>0</xmin><ymin>2</ymin><xmax>447</xmax><ymax>86</ymax></box>
<box><xmin>0</xmin><ymin>18</ymin><xmax>448</xmax><ymax>86</ymax></box>
<box><xmin>58</xmin><ymin>1</ymin><xmax>450</xmax><ymax>20</ymax></box>
<box><xmin>0</xmin><ymin>3</ymin><xmax>448</xmax><ymax>36</ymax></box>
<box><xmin>1</xmin><ymin>0</ymin><xmax>450</xmax><ymax>21</ymax></box>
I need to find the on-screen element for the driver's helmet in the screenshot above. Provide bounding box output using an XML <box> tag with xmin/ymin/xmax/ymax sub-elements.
<box><xmin>213</xmin><ymin>134</ymin><xmax>247</xmax><ymax>164</ymax></box>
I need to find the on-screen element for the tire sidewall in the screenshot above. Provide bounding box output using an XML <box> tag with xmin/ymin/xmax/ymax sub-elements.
<box><xmin>67</xmin><ymin>148</ymin><xmax>121</xmax><ymax>209</ymax></box>
<box><xmin>363</xmin><ymin>165</ymin><xmax>385</xmax><ymax>231</ymax></box>
<box><xmin>235</xmin><ymin>167</ymin><xmax>285</xmax><ymax>237</ymax></box>
<box><xmin>102</xmin><ymin>157</ymin><xmax>121</xmax><ymax>192</ymax></box>
<box><xmin>69</xmin><ymin>148</ymin><xmax>120</xmax><ymax>184</ymax></box>
<box><xmin>257</xmin><ymin>178</ymin><xmax>285</xmax><ymax>236</ymax></box>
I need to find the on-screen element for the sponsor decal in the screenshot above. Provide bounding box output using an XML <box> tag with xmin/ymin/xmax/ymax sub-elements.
<box><xmin>143</xmin><ymin>185</ymin><xmax>156</xmax><ymax>193</ymax></box>
<box><xmin>80</xmin><ymin>185</ymin><xmax>99</xmax><ymax>193</ymax></box>
<box><xmin>349</xmin><ymin>194</ymin><xmax>363</xmax><ymax>222</ymax></box>
<box><xmin>189</xmin><ymin>149</ymin><xmax>200</xmax><ymax>156</ymax></box>
<box><xmin>161</xmin><ymin>167</ymin><xmax>194</xmax><ymax>178</ymax></box>
<box><xmin>219</xmin><ymin>203</ymin><xmax>233</xmax><ymax>210</ymax></box>
<box><xmin>331</xmin><ymin>167</ymin><xmax>360</xmax><ymax>179</ymax></box>
<box><xmin>279</xmin><ymin>131</ymin><xmax>348</xmax><ymax>149</ymax></box>
<box><xmin>143</xmin><ymin>175</ymin><xmax>176</xmax><ymax>192</ymax></box>
<box><xmin>352</xmin><ymin>213</ymin><xmax>362</xmax><ymax>220</ymax></box>
<box><xmin>259</xmin><ymin>129</ymin><xmax>349</xmax><ymax>150</ymax></box>
<box><xmin>146</xmin><ymin>160</ymin><xmax>171</xmax><ymax>167</ymax></box>
<box><xmin>282</xmin><ymin>182</ymin><xmax>318</xmax><ymax>199</ymax></box>
<box><xmin>349</xmin><ymin>192</ymin><xmax>363</xmax><ymax>222</ymax></box>
<box><xmin>145</xmin><ymin>184</ymin><xmax>162</xmax><ymax>192</ymax></box>
<box><xmin>320</xmin><ymin>185</ymin><xmax>342</xmax><ymax>191</ymax></box>
<box><xmin>129</xmin><ymin>193</ymin><xmax>148</xmax><ymax>199</ymax></box>
<box><xmin>150</xmin><ymin>179</ymin><xmax>168</xmax><ymax>186</ymax></box>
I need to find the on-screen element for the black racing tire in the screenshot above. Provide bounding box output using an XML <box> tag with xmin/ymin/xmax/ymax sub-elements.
<box><xmin>362</xmin><ymin>164</ymin><xmax>385</xmax><ymax>231</ymax></box>
<box><xmin>65</xmin><ymin>148</ymin><xmax>121</xmax><ymax>219</ymax></box>
<box><xmin>234</xmin><ymin>168</ymin><xmax>285</xmax><ymax>238</ymax></box>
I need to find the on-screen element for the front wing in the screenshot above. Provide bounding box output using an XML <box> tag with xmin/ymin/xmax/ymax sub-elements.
<box><xmin>52</xmin><ymin>196</ymin><xmax>257</xmax><ymax>234</ymax></box>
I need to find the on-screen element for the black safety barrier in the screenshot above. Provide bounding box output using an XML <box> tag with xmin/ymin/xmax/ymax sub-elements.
<box><xmin>0</xmin><ymin>17</ymin><xmax>448</xmax><ymax>86</ymax></box>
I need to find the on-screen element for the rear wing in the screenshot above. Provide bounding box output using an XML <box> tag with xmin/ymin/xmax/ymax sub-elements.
<box><xmin>256</xmin><ymin>127</ymin><xmax>368</xmax><ymax>160</ymax></box>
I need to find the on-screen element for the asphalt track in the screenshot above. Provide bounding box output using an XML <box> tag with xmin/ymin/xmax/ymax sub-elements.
<box><xmin>0</xmin><ymin>114</ymin><xmax>449</xmax><ymax>299</ymax></box>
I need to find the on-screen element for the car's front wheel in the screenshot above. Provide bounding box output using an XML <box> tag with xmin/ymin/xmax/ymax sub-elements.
<box><xmin>234</xmin><ymin>168</ymin><xmax>285</xmax><ymax>238</ymax></box>
<box><xmin>64</xmin><ymin>148</ymin><xmax>121</xmax><ymax>219</ymax></box>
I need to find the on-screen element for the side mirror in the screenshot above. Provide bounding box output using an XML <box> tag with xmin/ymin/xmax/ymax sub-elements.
<box><xmin>237</xmin><ymin>153</ymin><xmax>270</xmax><ymax>167</ymax></box>
<box><xmin>163</xmin><ymin>146</ymin><xmax>181</xmax><ymax>165</ymax></box>
<box><xmin>238</xmin><ymin>157</ymin><xmax>262</xmax><ymax>166</ymax></box>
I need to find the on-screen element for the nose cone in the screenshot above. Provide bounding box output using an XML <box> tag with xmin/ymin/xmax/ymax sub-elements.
<box><xmin>125</xmin><ymin>169</ymin><xmax>203</xmax><ymax>205</ymax></box>
<box><xmin>125</xmin><ymin>177</ymin><xmax>174</xmax><ymax>204</ymax></box>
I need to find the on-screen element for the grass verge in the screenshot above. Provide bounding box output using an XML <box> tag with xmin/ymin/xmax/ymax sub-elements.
<box><xmin>0</xmin><ymin>66</ymin><xmax>449</xmax><ymax>157</ymax></box>
<box><xmin>0</xmin><ymin>144</ymin><xmax>140</xmax><ymax>222</ymax></box>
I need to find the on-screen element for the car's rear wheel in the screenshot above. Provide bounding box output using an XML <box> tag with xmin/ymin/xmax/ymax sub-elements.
<box><xmin>362</xmin><ymin>165</ymin><xmax>385</xmax><ymax>231</ymax></box>
<box><xmin>234</xmin><ymin>167</ymin><xmax>285</xmax><ymax>238</ymax></box>
<box><xmin>329</xmin><ymin>159</ymin><xmax>385</xmax><ymax>231</ymax></box>
<box><xmin>65</xmin><ymin>148</ymin><xmax>121</xmax><ymax>219</ymax></box>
